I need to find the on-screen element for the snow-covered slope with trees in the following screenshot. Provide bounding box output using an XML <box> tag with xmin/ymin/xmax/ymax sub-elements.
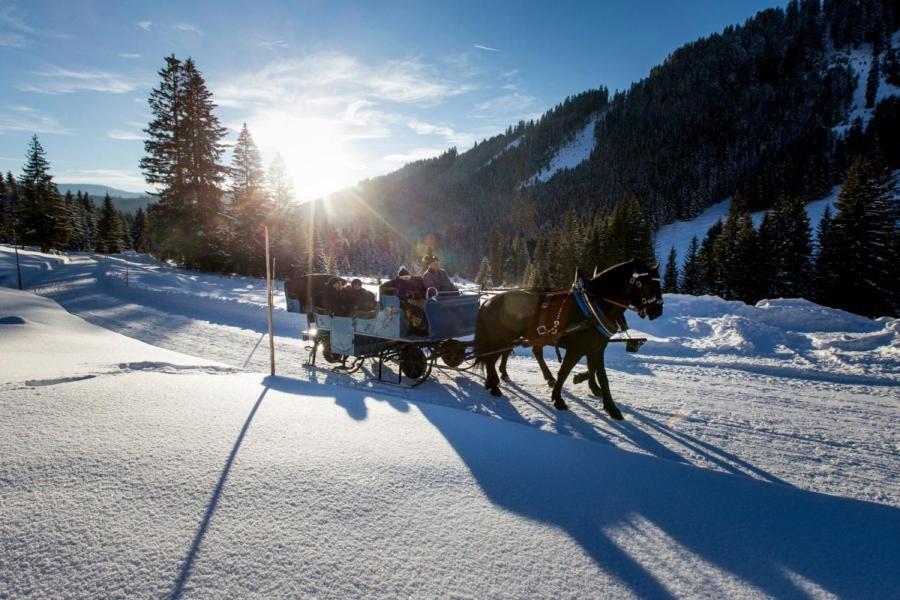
<box><xmin>2</xmin><ymin>282</ymin><xmax>899</xmax><ymax>598</ymax></box>
<box><xmin>655</xmin><ymin>186</ymin><xmax>840</xmax><ymax>267</ymax></box>
<box><xmin>524</xmin><ymin>115</ymin><xmax>599</xmax><ymax>185</ymax></box>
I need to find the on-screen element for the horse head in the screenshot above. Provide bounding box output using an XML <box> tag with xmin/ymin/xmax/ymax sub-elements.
<box><xmin>627</xmin><ymin>258</ymin><xmax>663</xmax><ymax>319</ymax></box>
<box><xmin>583</xmin><ymin>258</ymin><xmax>663</xmax><ymax>320</ymax></box>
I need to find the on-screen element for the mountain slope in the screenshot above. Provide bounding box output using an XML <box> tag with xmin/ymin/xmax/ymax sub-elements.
<box><xmin>317</xmin><ymin>0</ymin><xmax>899</xmax><ymax>273</ymax></box>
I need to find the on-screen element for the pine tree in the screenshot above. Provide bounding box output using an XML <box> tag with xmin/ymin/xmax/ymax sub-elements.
<box><xmin>663</xmin><ymin>246</ymin><xmax>679</xmax><ymax>293</ymax></box>
<box><xmin>826</xmin><ymin>155</ymin><xmax>898</xmax><ymax>316</ymax></box>
<box><xmin>681</xmin><ymin>236</ymin><xmax>701</xmax><ymax>295</ymax></box>
<box><xmin>140</xmin><ymin>55</ymin><xmax>227</xmax><ymax>269</ymax></box>
<box><xmin>866</xmin><ymin>55</ymin><xmax>880</xmax><ymax>109</ymax></box>
<box><xmin>131</xmin><ymin>207</ymin><xmax>148</xmax><ymax>252</ymax></box>
<box><xmin>18</xmin><ymin>135</ymin><xmax>69</xmax><ymax>252</ymax></box>
<box><xmin>229</xmin><ymin>123</ymin><xmax>269</xmax><ymax>275</ymax></box>
<box><xmin>813</xmin><ymin>205</ymin><xmax>840</xmax><ymax>305</ymax></box>
<box><xmin>713</xmin><ymin>199</ymin><xmax>745</xmax><ymax>300</ymax></box>
<box><xmin>697</xmin><ymin>220</ymin><xmax>723</xmax><ymax>295</ymax></box>
<box><xmin>96</xmin><ymin>194</ymin><xmax>123</xmax><ymax>253</ymax></box>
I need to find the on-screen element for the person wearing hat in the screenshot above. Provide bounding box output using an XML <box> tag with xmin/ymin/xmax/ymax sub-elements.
<box><xmin>348</xmin><ymin>278</ymin><xmax>376</xmax><ymax>314</ymax></box>
<box><xmin>421</xmin><ymin>253</ymin><xmax>457</xmax><ymax>294</ymax></box>
<box><xmin>317</xmin><ymin>276</ymin><xmax>350</xmax><ymax>316</ymax></box>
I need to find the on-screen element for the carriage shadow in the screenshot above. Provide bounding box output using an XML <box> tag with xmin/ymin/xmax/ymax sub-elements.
<box><xmin>257</xmin><ymin>375</ymin><xmax>900</xmax><ymax>599</ymax></box>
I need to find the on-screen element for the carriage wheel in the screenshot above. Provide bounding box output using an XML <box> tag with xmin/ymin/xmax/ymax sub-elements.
<box><xmin>440</xmin><ymin>339</ymin><xmax>467</xmax><ymax>368</ymax></box>
<box><xmin>399</xmin><ymin>346</ymin><xmax>428</xmax><ymax>380</ymax></box>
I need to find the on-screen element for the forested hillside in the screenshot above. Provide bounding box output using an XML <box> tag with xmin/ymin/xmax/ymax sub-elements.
<box><xmin>320</xmin><ymin>0</ymin><xmax>898</xmax><ymax>278</ymax></box>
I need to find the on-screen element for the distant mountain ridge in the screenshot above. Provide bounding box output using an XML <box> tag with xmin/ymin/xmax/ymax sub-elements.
<box><xmin>56</xmin><ymin>184</ymin><xmax>155</xmax><ymax>214</ymax></box>
<box><xmin>56</xmin><ymin>184</ymin><xmax>145</xmax><ymax>199</ymax></box>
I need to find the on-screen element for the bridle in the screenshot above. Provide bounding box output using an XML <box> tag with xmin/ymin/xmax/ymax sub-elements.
<box><xmin>583</xmin><ymin>271</ymin><xmax>662</xmax><ymax>318</ymax></box>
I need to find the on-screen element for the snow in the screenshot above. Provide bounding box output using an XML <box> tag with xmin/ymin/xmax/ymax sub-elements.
<box><xmin>655</xmin><ymin>186</ymin><xmax>841</xmax><ymax>266</ymax></box>
<box><xmin>524</xmin><ymin>115</ymin><xmax>599</xmax><ymax>185</ymax></box>
<box><xmin>831</xmin><ymin>35</ymin><xmax>900</xmax><ymax>134</ymax></box>
<box><xmin>2</xmin><ymin>245</ymin><xmax>900</xmax><ymax>597</ymax></box>
<box><xmin>484</xmin><ymin>135</ymin><xmax>523</xmax><ymax>167</ymax></box>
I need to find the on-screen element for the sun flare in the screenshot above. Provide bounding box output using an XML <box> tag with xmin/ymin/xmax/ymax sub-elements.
<box><xmin>249</xmin><ymin>111</ymin><xmax>363</xmax><ymax>202</ymax></box>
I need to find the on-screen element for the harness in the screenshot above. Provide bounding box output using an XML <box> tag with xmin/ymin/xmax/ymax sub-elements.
<box><xmin>571</xmin><ymin>279</ymin><xmax>618</xmax><ymax>337</ymax></box>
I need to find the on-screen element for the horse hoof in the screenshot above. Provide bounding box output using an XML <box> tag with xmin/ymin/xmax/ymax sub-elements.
<box><xmin>500</xmin><ymin>373</ymin><xmax>510</xmax><ymax>382</ymax></box>
<box><xmin>572</xmin><ymin>372</ymin><xmax>589</xmax><ymax>385</ymax></box>
<box><xmin>604</xmin><ymin>404</ymin><xmax>624</xmax><ymax>420</ymax></box>
<box><xmin>553</xmin><ymin>399</ymin><xmax>568</xmax><ymax>411</ymax></box>
<box><xmin>490</xmin><ymin>387</ymin><xmax>503</xmax><ymax>397</ymax></box>
<box><xmin>546</xmin><ymin>377</ymin><xmax>556</xmax><ymax>388</ymax></box>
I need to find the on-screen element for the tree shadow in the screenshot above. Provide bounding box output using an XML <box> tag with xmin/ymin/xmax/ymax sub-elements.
<box><xmin>170</xmin><ymin>385</ymin><xmax>270</xmax><ymax>599</ymax></box>
<box><xmin>261</xmin><ymin>375</ymin><xmax>900</xmax><ymax>598</ymax></box>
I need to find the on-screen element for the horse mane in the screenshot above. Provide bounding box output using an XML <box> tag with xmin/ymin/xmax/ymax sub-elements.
<box><xmin>592</xmin><ymin>259</ymin><xmax>636</xmax><ymax>282</ymax></box>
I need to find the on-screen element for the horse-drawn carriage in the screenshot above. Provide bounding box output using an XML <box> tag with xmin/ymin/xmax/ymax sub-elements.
<box><xmin>285</xmin><ymin>273</ymin><xmax>480</xmax><ymax>386</ymax></box>
<box><xmin>285</xmin><ymin>259</ymin><xmax>663</xmax><ymax>418</ymax></box>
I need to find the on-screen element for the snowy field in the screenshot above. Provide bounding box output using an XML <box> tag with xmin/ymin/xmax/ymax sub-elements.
<box><xmin>1</xmin><ymin>245</ymin><xmax>899</xmax><ymax>598</ymax></box>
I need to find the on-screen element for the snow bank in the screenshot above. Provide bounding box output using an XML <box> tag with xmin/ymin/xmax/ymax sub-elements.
<box><xmin>626</xmin><ymin>294</ymin><xmax>899</xmax><ymax>384</ymax></box>
<box><xmin>3</xmin><ymin>287</ymin><xmax>899</xmax><ymax>598</ymax></box>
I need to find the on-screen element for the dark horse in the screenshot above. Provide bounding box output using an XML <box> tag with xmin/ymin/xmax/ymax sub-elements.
<box><xmin>473</xmin><ymin>259</ymin><xmax>663</xmax><ymax>418</ymax></box>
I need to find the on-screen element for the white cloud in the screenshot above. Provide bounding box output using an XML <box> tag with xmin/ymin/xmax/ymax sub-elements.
<box><xmin>0</xmin><ymin>31</ymin><xmax>25</xmax><ymax>47</ymax></box>
<box><xmin>0</xmin><ymin>105</ymin><xmax>72</xmax><ymax>135</ymax></box>
<box><xmin>471</xmin><ymin>91</ymin><xmax>538</xmax><ymax>119</ymax></box>
<box><xmin>137</xmin><ymin>21</ymin><xmax>152</xmax><ymax>31</ymax></box>
<box><xmin>258</xmin><ymin>40</ymin><xmax>288</xmax><ymax>50</ymax></box>
<box><xmin>174</xmin><ymin>22</ymin><xmax>204</xmax><ymax>36</ymax></box>
<box><xmin>473</xmin><ymin>43</ymin><xmax>500</xmax><ymax>52</ymax></box>
<box><xmin>20</xmin><ymin>66</ymin><xmax>138</xmax><ymax>95</ymax></box>
<box><xmin>56</xmin><ymin>169</ymin><xmax>146</xmax><ymax>191</ymax></box>
<box><xmin>215</xmin><ymin>52</ymin><xmax>471</xmax><ymax>110</ymax></box>
<box><xmin>107</xmin><ymin>121</ymin><xmax>146</xmax><ymax>141</ymax></box>
<box><xmin>119</xmin><ymin>53</ymin><xmax>142</xmax><ymax>59</ymax></box>
<box><xmin>383</xmin><ymin>147</ymin><xmax>445</xmax><ymax>164</ymax></box>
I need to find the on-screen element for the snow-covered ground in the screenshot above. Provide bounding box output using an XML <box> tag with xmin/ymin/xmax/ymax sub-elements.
<box><xmin>2</xmin><ymin>245</ymin><xmax>899</xmax><ymax>597</ymax></box>
<box><xmin>524</xmin><ymin>114</ymin><xmax>599</xmax><ymax>185</ymax></box>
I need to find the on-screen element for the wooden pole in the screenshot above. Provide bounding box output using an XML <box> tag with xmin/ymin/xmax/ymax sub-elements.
<box><xmin>14</xmin><ymin>244</ymin><xmax>23</xmax><ymax>290</ymax></box>
<box><xmin>265</xmin><ymin>226</ymin><xmax>275</xmax><ymax>376</ymax></box>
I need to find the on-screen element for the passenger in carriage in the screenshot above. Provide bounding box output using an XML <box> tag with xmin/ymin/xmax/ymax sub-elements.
<box><xmin>317</xmin><ymin>276</ymin><xmax>350</xmax><ymax>317</ymax></box>
<box><xmin>348</xmin><ymin>278</ymin><xmax>377</xmax><ymax>315</ymax></box>
<box><xmin>421</xmin><ymin>254</ymin><xmax>458</xmax><ymax>295</ymax></box>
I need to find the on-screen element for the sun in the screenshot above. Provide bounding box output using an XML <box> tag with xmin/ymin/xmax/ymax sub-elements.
<box><xmin>249</xmin><ymin>111</ymin><xmax>362</xmax><ymax>202</ymax></box>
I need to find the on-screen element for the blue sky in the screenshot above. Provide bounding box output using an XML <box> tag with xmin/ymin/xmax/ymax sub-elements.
<box><xmin>0</xmin><ymin>0</ymin><xmax>785</xmax><ymax>199</ymax></box>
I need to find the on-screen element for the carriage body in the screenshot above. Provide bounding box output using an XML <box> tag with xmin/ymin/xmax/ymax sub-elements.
<box><xmin>285</xmin><ymin>275</ymin><xmax>479</xmax><ymax>384</ymax></box>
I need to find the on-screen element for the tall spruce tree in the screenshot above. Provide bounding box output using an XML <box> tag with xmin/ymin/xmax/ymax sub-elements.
<box><xmin>697</xmin><ymin>220</ymin><xmax>723</xmax><ymax>295</ymax></box>
<box><xmin>96</xmin><ymin>194</ymin><xmax>123</xmax><ymax>253</ymax></box>
<box><xmin>681</xmin><ymin>236</ymin><xmax>701</xmax><ymax>295</ymax></box>
<box><xmin>663</xmin><ymin>246</ymin><xmax>679</xmax><ymax>293</ymax></box>
<box><xmin>18</xmin><ymin>135</ymin><xmax>69</xmax><ymax>252</ymax></box>
<box><xmin>229</xmin><ymin>123</ymin><xmax>269</xmax><ymax>274</ymax></box>
<box><xmin>813</xmin><ymin>205</ymin><xmax>840</xmax><ymax>305</ymax></box>
<box><xmin>141</xmin><ymin>55</ymin><xmax>227</xmax><ymax>269</ymax></box>
<box><xmin>825</xmin><ymin>155</ymin><xmax>899</xmax><ymax>316</ymax></box>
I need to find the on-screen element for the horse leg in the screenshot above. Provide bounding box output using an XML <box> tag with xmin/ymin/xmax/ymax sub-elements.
<box><xmin>532</xmin><ymin>345</ymin><xmax>556</xmax><ymax>387</ymax></box>
<box><xmin>550</xmin><ymin>351</ymin><xmax>581</xmax><ymax>411</ymax></box>
<box><xmin>499</xmin><ymin>351</ymin><xmax>511</xmax><ymax>381</ymax></box>
<box><xmin>585</xmin><ymin>352</ymin><xmax>603</xmax><ymax>397</ymax></box>
<box><xmin>595</xmin><ymin>349</ymin><xmax>623</xmax><ymax>420</ymax></box>
<box><xmin>483</xmin><ymin>354</ymin><xmax>503</xmax><ymax>397</ymax></box>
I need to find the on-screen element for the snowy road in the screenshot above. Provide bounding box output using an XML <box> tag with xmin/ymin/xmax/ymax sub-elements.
<box><xmin>2</xmin><ymin>245</ymin><xmax>898</xmax><ymax>514</ymax></box>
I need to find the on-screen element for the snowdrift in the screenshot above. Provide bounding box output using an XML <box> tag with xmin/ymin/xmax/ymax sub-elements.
<box><xmin>624</xmin><ymin>295</ymin><xmax>899</xmax><ymax>384</ymax></box>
